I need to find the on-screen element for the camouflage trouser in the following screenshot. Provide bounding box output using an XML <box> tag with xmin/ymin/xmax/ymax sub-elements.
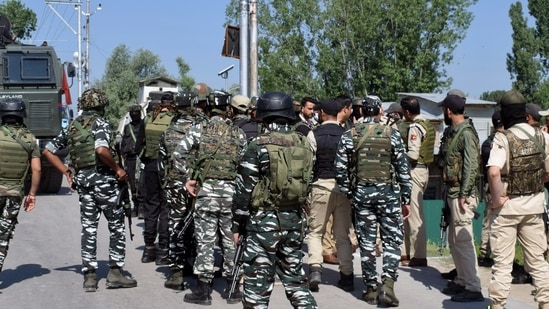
<box><xmin>352</xmin><ymin>184</ymin><xmax>403</xmax><ymax>287</ymax></box>
<box><xmin>193</xmin><ymin>195</ymin><xmax>235</xmax><ymax>281</ymax></box>
<box><xmin>242</xmin><ymin>229</ymin><xmax>317</xmax><ymax>309</ymax></box>
<box><xmin>77</xmin><ymin>183</ymin><xmax>126</xmax><ymax>273</ymax></box>
<box><xmin>165</xmin><ymin>180</ymin><xmax>195</xmax><ymax>270</ymax></box>
<box><xmin>0</xmin><ymin>196</ymin><xmax>22</xmax><ymax>272</ymax></box>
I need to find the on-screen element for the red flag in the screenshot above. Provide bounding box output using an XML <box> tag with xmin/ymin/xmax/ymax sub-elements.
<box><xmin>62</xmin><ymin>67</ymin><xmax>72</xmax><ymax>105</ymax></box>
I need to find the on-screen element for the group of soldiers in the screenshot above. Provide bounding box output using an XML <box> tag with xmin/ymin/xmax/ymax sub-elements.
<box><xmin>2</xmin><ymin>83</ymin><xmax>549</xmax><ymax>309</ymax></box>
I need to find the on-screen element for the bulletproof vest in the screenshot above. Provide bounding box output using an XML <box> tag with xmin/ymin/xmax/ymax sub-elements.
<box><xmin>503</xmin><ymin>128</ymin><xmax>545</xmax><ymax>195</ymax></box>
<box><xmin>352</xmin><ymin>122</ymin><xmax>393</xmax><ymax>184</ymax></box>
<box><xmin>195</xmin><ymin>119</ymin><xmax>242</xmax><ymax>181</ymax></box>
<box><xmin>67</xmin><ymin>114</ymin><xmax>99</xmax><ymax>171</ymax></box>
<box><xmin>120</xmin><ymin>120</ymin><xmax>145</xmax><ymax>157</ymax></box>
<box><xmin>413</xmin><ymin>119</ymin><xmax>435</xmax><ymax>164</ymax></box>
<box><xmin>0</xmin><ymin>125</ymin><xmax>32</xmax><ymax>183</ymax></box>
<box><xmin>312</xmin><ymin>123</ymin><xmax>345</xmax><ymax>180</ymax></box>
<box><xmin>442</xmin><ymin>124</ymin><xmax>478</xmax><ymax>185</ymax></box>
<box><xmin>164</xmin><ymin>118</ymin><xmax>193</xmax><ymax>180</ymax></box>
<box><xmin>234</xmin><ymin>117</ymin><xmax>259</xmax><ymax>141</ymax></box>
<box><xmin>144</xmin><ymin>111</ymin><xmax>174</xmax><ymax>159</ymax></box>
<box><xmin>250</xmin><ymin>131</ymin><xmax>314</xmax><ymax>210</ymax></box>
<box><xmin>398</xmin><ymin>121</ymin><xmax>410</xmax><ymax>148</ymax></box>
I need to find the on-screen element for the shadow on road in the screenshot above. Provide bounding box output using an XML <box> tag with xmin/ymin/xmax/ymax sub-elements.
<box><xmin>0</xmin><ymin>263</ymin><xmax>50</xmax><ymax>289</ymax></box>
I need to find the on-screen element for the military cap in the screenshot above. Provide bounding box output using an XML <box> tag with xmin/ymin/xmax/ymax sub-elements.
<box><xmin>231</xmin><ymin>95</ymin><xmax>250</xmax><ymax>112</ymax></box>
<box><xmin>441</xmin><ymin>94</ymin><xmax>465</xmax><ymax>110</ymax></box>
<box><xmin>499</xmin><ymin>89</ymin><xmax>526</xmax><ymax>106</ymax></box>
<box><xmin>526</xmin><ymin>103</ymin><xmax>541</xmax><ymax>121</ymax></box>
<box><xmin>314</xmin><ymin>98</ymin><xmax>340</xmax><ymax>116</ymax></box>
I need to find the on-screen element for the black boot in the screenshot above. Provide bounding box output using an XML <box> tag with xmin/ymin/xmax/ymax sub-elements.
<box><xmin>155</xmin><ymin>248</ymin><xmax>169</xmax><ymax>266</ymax></box>
<box><xmin>165</xmin><ymin>268</ymin><xmax>185</xmax><ymax>290</ymax></box>
<box><xmin>309</xmin><ymin>266</ymin><xmax>322</xmax><ymax>292</ymax></box>
<box><xmin>184</xmin><ymin>279</ymin><xmax>212</xmax><ymax>305</ymax></box>
<box><xmin>337</xmin><ymin>272</ymin><xmax>354</xmax><ymax>292</ymax></box>
<box><xmin>226</xmin><ymin>278</ymin><xmax>243</xmax><ymax>304</ymax></box>
<box><xmin>141</xmin><ymin>246</ymin><xmax>156</xmax><ymax>263</ymax></box>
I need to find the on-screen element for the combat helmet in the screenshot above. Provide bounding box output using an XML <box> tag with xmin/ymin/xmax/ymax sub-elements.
<box><xmin>0</xmin><ymin>97</ymin><xmax>26</xmax><ymax>119</ymax></box>
<box><xmin>256</xmin><ymin>91</ymin><xmax>295</xmax><ymax>120</ymax></box>
<box><xmin>128</xmin><ymin>104</ymin><xmax>142</xmax><ymax>112</ymax></box>
<box><xmin>175</xmin><ymin>91</ymin><xmax>196</xmax><ymax>111</ymax></box>
<box><xmin>78</xmin><ymin>88</ymin><xmax>108</xmax><ymax>111</ymax></box>
<box><xmin>191</xmin><ymin>83</ymin><xmax>211</xmax><ymax>102</ymax></box>
<box><xmin>208</xmin><ymin>90</ymin><xmax>231</xmax><ymax>115</ymax></box>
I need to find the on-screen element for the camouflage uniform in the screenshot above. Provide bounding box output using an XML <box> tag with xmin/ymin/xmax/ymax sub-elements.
<box><xmin>0</xmin><ymin>124</ymin><xmax>40</xmax><ymax>271</ymax></box>
<box><xmin>335</xmin><ymin>118</ymin><xmax>412</xmax><ymax>291</ymax></box>
<box><xmin>175</xmin><ymin>116</ymin><xmax>247</xmax><ymax>283</ymax></box>
<box><xmin>45</xmin><ymin>112</ymin><xmax>127</xmax><ymax>273</ymax></box>
<box><xmin>158</xmin><ymin>114</ymin><xmax>196</xmax><ymax>276</ymax></box>
<box><xmin>232</xmin><ymin>122</ymin><xmax>318</xmax><ymax>309</ymax></box>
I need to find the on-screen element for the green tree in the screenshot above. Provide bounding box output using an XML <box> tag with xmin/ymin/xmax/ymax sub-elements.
<box><xmin>480</xmin><ymin>90</ymin><xmax>506</xmax><ymax>103</ymax></box>
<box><xmin>0</xmin><ymin>0</ymin><xmax>36</xmax><ymax>40</ymax></box>
<box><xmin>506</xmin><ymin>1</ymin><xmax>542</xmax><ymax>102</ymax></box>
<box><xmin>94</xmin><ymin>44</ymin><xmax>169</xmax><ymax>126</ymax></box>
<box><xmin>176</xmin><ymin>56</ymin><xmax>195</xmax><ymax>91</ymax></box>
<box><xmin>226</xmin><ymin>0</ymin><xmax>477</xmax><ymax>101</ymax></box>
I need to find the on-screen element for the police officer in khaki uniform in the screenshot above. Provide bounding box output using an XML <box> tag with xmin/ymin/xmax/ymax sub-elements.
<box><xmin>399</xmin><ymin>96</ymin><xmax>435</xmax><ymax>267</ymax></box>
<box><xmin>486</xmin><ymin>90</ymin><xmax>549</xmax><ymax>309</ymax></box>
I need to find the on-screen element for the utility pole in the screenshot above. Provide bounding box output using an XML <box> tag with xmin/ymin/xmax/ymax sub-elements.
<box><xmin>46</xmin><ymin>0</ymin><xmax>83</xmax><ymax>98</ymax></box>
<box><xmin>82</xmin><ymin>1</ymin><xmax>102</xmax><ymax>91</ymax></box>
<box><xmin>249</xmin><ymin>0</ymin><xmax>258</xmax><ymax>97</ymax></box>
<box><xmin>239</xmin><ymin>0</ymin><xmax>249</xmax><ymax>97</ymax></box>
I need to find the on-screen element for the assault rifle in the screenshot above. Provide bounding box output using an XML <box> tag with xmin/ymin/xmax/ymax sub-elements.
<box><xmin>228</xmin><ymin>234</ymin><xmax>246</xmax><ymax>300</ymax></box>
<box><xmin>439</xmin><ymin>189</ymin><xmax>450</xmax><ymax>256</ymax></box>
<box><xmin>118</xmin><ymin>181</ymin><xmax>135</xmax><ymax>241</ymax></box>
<box><xmin>176</xmin><ymin>207</ymin><xmax>194</xmax><ymax>240</ymax></box>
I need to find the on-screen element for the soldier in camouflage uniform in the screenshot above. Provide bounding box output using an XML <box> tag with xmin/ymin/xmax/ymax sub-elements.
<box><xmin>335</xmin><ymin>96</ymin><xmax>412</xmax><ymax>307</ymax></box>
<box><xmin>231</xmin><ymin>94</ymin><xmax>260</xmax><ymax>141</ymax></box>
<box><xmin>159</xmin><ymin>91</ymin><xmax>197</xmax><ymax>290</ymax></box>
<box><xmin>43</xmin><ymin>88</ymin><xmax>137</xmax><ymax>292</ymax></box>
<box><xmin>232</xmin><ymin>91</ymin><xmax>318</xmax><ymax>309</ymax></box>
<box><xmin>178</xmin><ymin>90</ymin><xmax>247</xmax><ymax>305</ymax></box>
<box><xmin>0</xmin><ymin>98</ymin><xmax>41</xmax><ymax>272</ymax></box>
<box><xmin>192</xmin><ymin>83</ymin><xmax>211</xmax><ymax>124</ymax></box>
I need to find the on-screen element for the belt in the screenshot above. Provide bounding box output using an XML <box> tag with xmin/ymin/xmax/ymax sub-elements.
<box><xmin>411</xmin><ymin>163</ymin><xmax>427</xmax><ymax>168</ymax></box>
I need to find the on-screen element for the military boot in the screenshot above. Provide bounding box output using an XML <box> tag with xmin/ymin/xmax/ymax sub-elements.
<box><xmin>106</xmin><ymin>266</ymin><xmax>138</xmax><ymax>289</ymax></box>
<box><xmin>83</xmin><ymin>270</ymin><xmax>98</xmax><ymax>292</ymax></box>
<box><xmin>309</xmin><ymin>266</ymin><xmax>322</xmax><ymax>292</ymax></box>
<box><xmin>362</xmin><ymin>284</ymin><xmax>378</xmax><ymax>305</ymax></box>
<box><xmin>337</xmin><ymin>272</ymin><xmax>355</xmax><ymax>292</ymax></box>
<box><xmin>155</xmin><ymin>248</ymin><xmax>169</xmax><ymax>266</ymax></box>
<box><xmin>141</xmin><ymin>246</ymin><xmax>156</xmax><ymax>263</ymax></box>
<box><xmin>226</xmin><ymin>278</ymin><xmax>243</xmax><ymax>304</ymax></box>
<box><xmin>184</xmin><ymin>279</ymin><xmax>212</xmax><ymax>305</ymax></box>
<box><xmin>164</xmin><ymin>268</ymin><xmax>185</xmax><ymax>290</ymax></box>
<box><xmin>378</xmin><ymin>277</ymin><xmax>399</xmax><ymax>307</ymax></box>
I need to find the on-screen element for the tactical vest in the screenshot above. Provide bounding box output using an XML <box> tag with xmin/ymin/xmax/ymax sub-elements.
<box><xmin>313</xmin><ymin>123</ymin><xmax>345</xmax><ymax>180</ymax></box>
<box><xmin>144</xmin><ymin>112</ymin><xmax>174</xmax><ymax>160</ymax></box>
<box><xmin>195</xmin><ymin>119</ymin><xmax>242</xmax><ymax>181</ymax></box>
<box><xmin>164</xmin><ymin>118</ymin><xmax>193</xmax><ymax>180</ymax></box>
<box><xmin>398</xmin><ymin>121</ymin><xmax>410</xmax><ymax>148</ymax></box>
<box><xmin>234</xmin><ymin>117</ymin><xmax>260</xmax><ymax>141</ymax></box>
<box><xmin>443</xmin><ymin>124</ymin><xmax>478</xmax><ymax>185</ymax></box>
<box><xmin>481</xmin><ymin>133</ymin><xmax>496</xmax><ymax>180</ymax></box>
<box><xmin>352</xmin><ymin>122</ymin><xmax>393</xmax><ymax>184</ymax></box>
<box><xmin>412</xmin><ymin>119</ymin><xmax>435</xmax><ymax>164</ymax></box>
<box><xmin>251</xmin><ymin>131</ymin><xmax>314</xmax><ymax>210</ymax></box>
<box><xmin>503</xmin><ymin>128</ymin><xmax>545</xmax><ymax>195</ymax></box>
<box><xmin>0</xmin><ymin>126</ymin><xmax>32</xmax><ymax>183</ymax></box>
<box><xmin>68</xmin><ymin>114</ymin><xmax>99</xmax><ymax>171</ymax></box>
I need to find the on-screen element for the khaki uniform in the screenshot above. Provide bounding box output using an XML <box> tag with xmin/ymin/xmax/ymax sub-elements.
<box><xmin>402</xmin><ymin>114</ymin><xmax>429</xmax><ymax>260</ymax></box>
<box><xmin>487</xmin><ymin>123</ymin><xmax>549</xmax><ymax>309</ymax></box>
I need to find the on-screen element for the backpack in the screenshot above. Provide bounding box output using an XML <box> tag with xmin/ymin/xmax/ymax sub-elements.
<box><xmin>250</xmin><ymin>131</ymin><xmax>314</xmax><ymax>210</ymax></box>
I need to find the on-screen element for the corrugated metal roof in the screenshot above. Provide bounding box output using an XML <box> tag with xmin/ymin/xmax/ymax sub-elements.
<box><xmin>397</xmin><ymin>92</ymin><xmax>496</xmax><ymax>105</ymax></box>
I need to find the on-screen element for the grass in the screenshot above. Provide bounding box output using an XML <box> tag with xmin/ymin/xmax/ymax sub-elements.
<box><xmin>426</xmin><ymin>240</ymin><xmax>526</xmax><ymax>266</ymax></box>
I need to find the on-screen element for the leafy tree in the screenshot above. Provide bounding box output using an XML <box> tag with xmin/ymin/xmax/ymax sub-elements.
<box><xmin>176</xmin><ymin>56</ymin><xmax>195</xmax><ymax>91</ymax></box>
<box><xmin>506</xmin><ymin>1</ymin><xmax>542</xmax><ymax>102</ymax></box>
<box><xmin>94</xmin><ymin>44</ymin><xmax>168</xmax><ymax>126</ymax></box>
<box><xmin>226</xmin><ymin>0</ymin><xmax>477</xmax><ymax>101</ymax></box>
<box><xmin>0</xmin><ymin>0</ymin><xmax>36</xmax><ymax>40</ymax></box>
<box><xmin>480</xmin><ymin>90</ymin><xmax>506</xmax><ymax>103</ymax></box>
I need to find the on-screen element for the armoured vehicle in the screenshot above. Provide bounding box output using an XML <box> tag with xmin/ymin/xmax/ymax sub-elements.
<box><xmin>0</xmin><ymin>42</ymin><xmax>73</xmax><ymax>193</ymax></box>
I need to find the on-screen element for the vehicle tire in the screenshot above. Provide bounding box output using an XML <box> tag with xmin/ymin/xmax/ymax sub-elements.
<box><xmin>39</xmin><ymin>165</ymin><xmax>63</xmax><ymax>194</ymax></box>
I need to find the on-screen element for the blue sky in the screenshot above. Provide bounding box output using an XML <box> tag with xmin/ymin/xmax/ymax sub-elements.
<box><xmin>23</xmin><ymin>0</ymin><xmax>527</xmax><ymax>99</ymax></box>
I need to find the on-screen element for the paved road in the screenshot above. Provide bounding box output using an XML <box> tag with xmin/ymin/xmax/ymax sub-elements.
<box><xmin>0</xmin><ymin>181</ymin><xmax>538</xmax><ymax>308</ymax></box>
